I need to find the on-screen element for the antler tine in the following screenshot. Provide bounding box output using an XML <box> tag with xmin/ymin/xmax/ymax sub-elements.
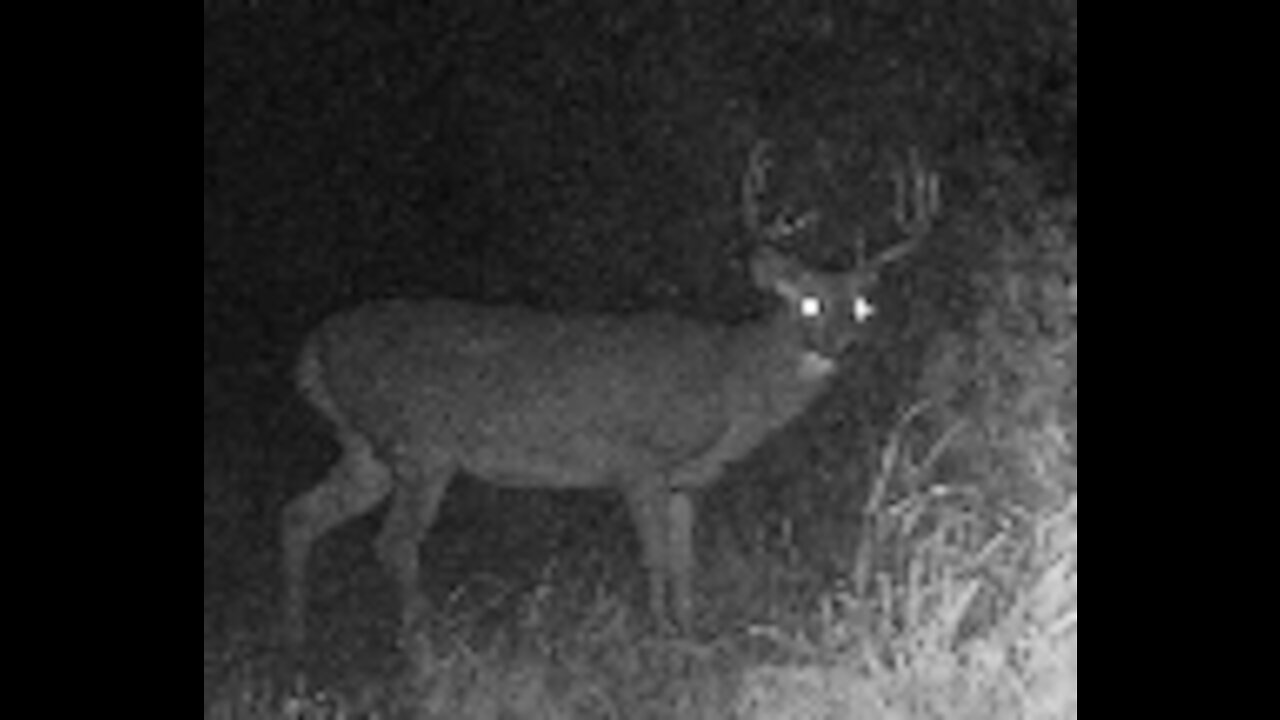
<box><xmin>741</xmin><ymin>139</ymin><xmax>772</xmax><ymax>238</ymax></box>
<box><xmin>741</xmin><ymin>139</ymin><xmax>820</xmax><ymax>245</ymax></box>
<box><xmin>892</xmin><ymin>145</ymin><xmax>941</xmax><ymax>241</ymax></box>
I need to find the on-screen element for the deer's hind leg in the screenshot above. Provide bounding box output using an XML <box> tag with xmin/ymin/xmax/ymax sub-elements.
<box><xmin>281</xmin><ymin>426</ymin><xmax>395</xmax><ymax>646</ymax></box>
<box><xmin>374</xmin><ymin>451</ymin><xmax>455</xmax><ymax>643</ymax></box>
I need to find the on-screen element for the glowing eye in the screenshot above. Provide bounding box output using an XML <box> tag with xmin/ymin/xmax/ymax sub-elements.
<box><xmin>799</xmin><ymin>296</ymin><xmax>824</xmax><ymax>318</ymax></box>
<box><xmin>852</xmin><ymin>296</ymin><xmax>875</xmax><ymax>322</ymax></box>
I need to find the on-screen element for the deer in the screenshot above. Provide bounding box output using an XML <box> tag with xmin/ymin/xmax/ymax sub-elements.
<box><xmin>280</xmin><ymin>143</ymin><xmax>921</xmax><ymax>647</ymax></box>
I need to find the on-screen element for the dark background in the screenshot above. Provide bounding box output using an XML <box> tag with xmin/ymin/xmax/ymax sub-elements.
<box><xmin>204</xmin><ymin>0</ymin><xmax>1076</xmax><ymax>667</ymax></box>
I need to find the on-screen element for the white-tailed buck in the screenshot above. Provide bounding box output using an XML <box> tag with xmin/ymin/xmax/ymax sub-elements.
<box><xmin>281</xmin><ymin>147</ymin><xmax>919</xmax><ymax>645</ymax></box>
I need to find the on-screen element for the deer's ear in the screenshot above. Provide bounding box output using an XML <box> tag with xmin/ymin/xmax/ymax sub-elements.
<box><xmin>749</xmin><ymin>247</ymin><xmax>796</xmax><ymax>292</ymax></box>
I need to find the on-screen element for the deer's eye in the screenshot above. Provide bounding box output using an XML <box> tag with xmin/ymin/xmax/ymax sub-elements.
<box><xmin>799</xmin><ymin>296</ymin><xmax>824</xmax><ymax>318</ymax></box>
<box><xmin>852</xmin><ymin>296</ymin><xmax>875</xmax><ymax>323</ymax></box>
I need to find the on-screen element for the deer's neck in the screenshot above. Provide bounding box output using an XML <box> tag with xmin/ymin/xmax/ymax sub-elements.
<box><xmin>725</xmin><ymin>312</ymin><xmax>841</xmax><ymax>425</ymax></box>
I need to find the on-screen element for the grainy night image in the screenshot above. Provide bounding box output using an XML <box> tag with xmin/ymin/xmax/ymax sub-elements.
<box><xmin>205</xmin><ymin>1</ymin><xmax>1076</xmax><ymax>716</ymax></box>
